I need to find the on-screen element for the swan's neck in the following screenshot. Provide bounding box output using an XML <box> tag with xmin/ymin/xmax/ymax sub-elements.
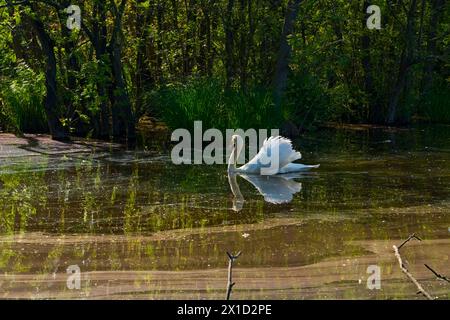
<box><xmin>228</xmin><ymin>144</ymin><xmax>239</xmax><ymax>172</ymax></box>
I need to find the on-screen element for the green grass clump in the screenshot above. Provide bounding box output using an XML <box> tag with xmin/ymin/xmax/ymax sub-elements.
<box><xmin>0</xmin><ymin>63</ymin><xmax>47</xmax><ymax>133</ymax></box>
<box><xmin>150</xmin><ymin>78</ymin><xmax>281</xmax><ymax>131</ymax></box>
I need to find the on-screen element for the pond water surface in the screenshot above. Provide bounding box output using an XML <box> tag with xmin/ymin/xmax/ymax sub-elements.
<box><xmin>0</xmin><ymin>125</ymin><xmax>449</xmax><ymax>299</ymax></box>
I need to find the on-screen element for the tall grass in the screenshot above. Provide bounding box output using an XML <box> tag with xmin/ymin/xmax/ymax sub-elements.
<box><xmin>0</xmin><ymin>64</ymin><xmax>47</xmax><ymax>133</ymax></box>
<box><xmin>150</xmin><ymin>78</ymin><xmax>281</xmax><ymax>131</ymax></box>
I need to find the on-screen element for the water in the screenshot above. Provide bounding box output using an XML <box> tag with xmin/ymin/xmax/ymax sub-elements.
<box><xmin>0</xmin><ymin>125</ymin><xmax>449</xmax><ymax>299</ymax></box>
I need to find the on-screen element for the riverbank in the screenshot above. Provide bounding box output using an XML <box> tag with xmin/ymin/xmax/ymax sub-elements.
<box><xmin>0</xmin><ymin>133</ymin><xmax>123</xmax><ymax>159</ymax></box>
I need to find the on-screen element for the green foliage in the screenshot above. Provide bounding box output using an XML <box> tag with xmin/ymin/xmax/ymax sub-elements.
<box><xmin>0</xmin><ymin>63</ymin><xmax>47</xmax><ymax>133</ymax></box>
<box><xmin>284</xmin><ymin>73</ymin><xmax>331</xmax><ymax>128</ymax></box>
<box><xmin>150</xmin><ymin>78</ymin><xmax>280</xmax><ymax>131</ymax></box>
<box><xmin>421</xmin><ymin>80</ymin><xmax>450</xmax><ymax>123</ymax></box>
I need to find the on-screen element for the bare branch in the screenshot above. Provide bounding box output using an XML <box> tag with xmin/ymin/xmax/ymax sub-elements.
<box><xmin>226</xmin><ymin>251</ymin><xmax>241</xmax><ymax>300</ymax></box>
<box><xmin>424</xmin><ymin>264</ymin><xmax>450</xmax><ymax>283</ymax></box>
<box><xmin>393</xmin><ymin>245</ymin><xmax>434</xmax><ymax>300</ymax></box>
<box><xmin>398</xmin><ymin>233</ymin><xmax>422</xmax><ymax>250</ymax></box>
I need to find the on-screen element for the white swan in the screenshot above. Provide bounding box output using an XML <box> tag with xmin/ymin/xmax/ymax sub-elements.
<box><xmin>227</xmin><ymin>135</ymin><xmax>319</xmax><ymax>175</ymax></box>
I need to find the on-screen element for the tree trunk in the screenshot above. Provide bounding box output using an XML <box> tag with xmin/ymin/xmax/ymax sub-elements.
<box><xmin>387</xmin><ymin>0</ymin><xmax>418</xmax><ymax>124</ymax></box>
<box><xmin>206</xmin><ymin>12</ymin><xmax>213</xmax><ymax>77</ymax></box>
<box><xmin>272</xmin><ymin>0</ymin><xmax>303</xmax><ymax>114</ymax></box>
<box><xmin>58</xmin><ymin>0</ymin><xmax>83</xmax><ymax>135</ymax></box>
<box><xmin>238</xmin><ymin>0</ymin><xmax>248</xmax><ymax>89</ymax></box>
<box><xmin>155</xmin><ymin>1</ymin><xmax>164</xmax><ymax>80</ymax></box>
<box><xmin>184</xmin><ymin>0</ymin><xmax>196</xmax><ymax>76</ymax></box>
<box><xmin>421</xmin><ymin>0</ymin><xmax>444</xmax><ymax>96</ymax></box>
<box><xmin>31</xmin><ymin>18</ymin><xmax>69</xmax><ymax>141</ymax></box>
<box><xmin>198</xmin><ymin>1</ymin><xmax>209</xmax><ymax>75</ymax></box>
<box><xmin>135</xmin><ymin>1</ymin><xmax>155</xmax><ymax>118</ymax></box>
<box><xmin>224</xmin><ymin>0</ymin><xmax>235</xmax><ymax>89</ymax></box>
<box><xmin>361</xmin><ymin>0</ymin><xmax>379</xmax><ymax>123</ymax></box>
<box><xmin>90</xmin><ymin>1</ymin><xmax>110</xmax><ymax>139</ymax></box>
<box><xmin>247</xmin><ymin>0</ymin><xmax>256</xmax><ymax>82</ymax></box>
<box><xmin>109</xmin><ymin>0</ymin><xmax>136</xmax><ymax>142</ymax></box>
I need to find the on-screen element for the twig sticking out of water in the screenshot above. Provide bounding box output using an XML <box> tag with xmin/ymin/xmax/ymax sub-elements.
<box><xmin>226</xmin><ymin>251</ymin><xmax>241</xmax><ymax>300</ymax></box>
<box><xmin>398</xmin><ymin>233</ymin><xmax>422</xmax><ymax>250</ymax></box>
<box><xmin>424</xmin><ymin>264</ymin><xmax>450</xmax><ymax>283</ymax></box>
<box><xmin>393</xmin><ymin>245</ymin><xmax>434</xmax><ymax>300</ymax></box>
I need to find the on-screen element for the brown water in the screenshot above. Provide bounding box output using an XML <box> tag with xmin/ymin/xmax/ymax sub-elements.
<box><xmin>0</xmin><ymin>125</ymin><xmax>449</xmax><ymax>299</ymax></box>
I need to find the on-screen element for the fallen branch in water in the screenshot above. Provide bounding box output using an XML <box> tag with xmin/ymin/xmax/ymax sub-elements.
<box><xmin>393</xmin><ymin>245</ymin><xmax>434</xmax><ymax>300</ymax></box>
<box><xmin>398</xmin><ymin>233</ymin><xmax>422</xmax><ymax>250</ymax></box>
<box><xmin>424</xmin><ymin>264</ymin><xmax>450</xmax><ymax>283</ymax></box>
<box><xmin>226</xmin><ymin>251</ymin><xmax>241</xmax><ymax>300</ymax></box>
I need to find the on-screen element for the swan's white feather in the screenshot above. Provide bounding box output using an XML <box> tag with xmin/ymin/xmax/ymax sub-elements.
<box><xmin>239</xmin><ymin>136</ymin><xmax>302</xmax><ymax>173</ymax></box>
<box><xmin>229</xmin><ymin>135</ymin><xmax>319</xmax><ymax>175</ymax></box>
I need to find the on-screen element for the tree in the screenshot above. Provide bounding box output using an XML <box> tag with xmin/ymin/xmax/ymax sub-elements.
<box><xmin>273</xmin><ymin>0</ymin><xmax>302</xmax><ymax>115</ymax></box>
<box><xmin>30</xmin><ymin>15</ymin><xmax>69</xmax><ymax>140</ymax></box>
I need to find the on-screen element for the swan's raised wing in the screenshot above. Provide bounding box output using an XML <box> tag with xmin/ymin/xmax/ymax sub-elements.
<box><xmin>239</xmin><ymin>173</ymin><xmax>302</xmax><ymax>204</ymax></box>
<box><xmin>243</xmin><ymin>136</ymin><xmax>302</xmax><ymax>172</ymax></box>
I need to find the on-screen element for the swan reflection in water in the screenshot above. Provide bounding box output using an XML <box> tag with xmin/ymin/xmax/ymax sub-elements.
<box><xmin>228</xmin><ymin>172</ymin><xmax>306</xmax><ymax>212</ymax></box>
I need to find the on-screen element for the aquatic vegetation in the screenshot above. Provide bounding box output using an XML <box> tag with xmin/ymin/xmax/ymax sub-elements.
<box><xmin>151</xmin><ymin>79</ymin><xmax>280</xmax><ymax>132</ymax></box>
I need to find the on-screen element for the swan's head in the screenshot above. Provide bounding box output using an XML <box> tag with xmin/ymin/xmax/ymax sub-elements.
<box><xmin>228</xmin><ymin>135</ymin><xmax>244</xmax><ymax>172</ymax></box>
<box><xmin>230</xmin><ymin>135</ymin><xmax>244</xmax><ymax>153</ymax></box>
<box><xmin>231</xmin><ymin>135</ymin><xmax>238</xmax><ymax>149</ymax></box>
